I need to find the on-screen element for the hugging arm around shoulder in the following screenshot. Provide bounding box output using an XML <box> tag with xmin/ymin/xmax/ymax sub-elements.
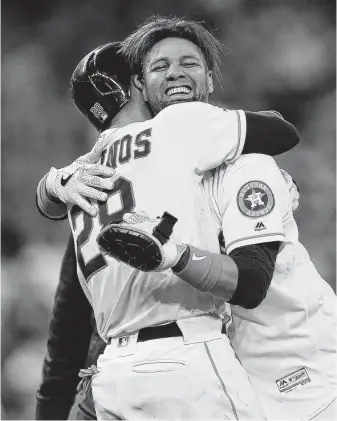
<box><xmin>173</xmin><ymin>241</ymin><xmax>280</xmax><ymax>309</ymax></box>
<box><xmin>243</xmin><ymin>111</ymin><xmax>300</xmax><ymax>156</ymax></box>
<box><xmin>36</xmin><ymin>235</ymin><xmax>93</xmax><ymax>420</ymax></box>
<box><xmin>35</xmin><ymin>107</ymin><xmax>300</xmax><ymax>221</ymax></box>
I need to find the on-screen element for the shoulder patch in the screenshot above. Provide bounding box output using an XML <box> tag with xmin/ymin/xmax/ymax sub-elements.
<box><xmin>237</xmin><ymin>181</ymin><xmax>274</xmax><ymax>218</ymax></box>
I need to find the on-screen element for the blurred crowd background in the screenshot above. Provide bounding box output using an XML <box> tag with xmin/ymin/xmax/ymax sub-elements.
<box><xmin>1</xmin><ymin>0</ymin><xmax>336</xmax><ymax>419</ymax></box>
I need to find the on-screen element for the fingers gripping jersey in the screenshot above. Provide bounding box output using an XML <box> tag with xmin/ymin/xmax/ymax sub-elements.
<box><xmin>204</xmin><ymin>154</ymin><xmax>337</xmax><ymax>420</ymax></box>
<box><xmin>68</xmin><ymin>102</ymin><xmax>246</xmax><ymax>341</ymax></box>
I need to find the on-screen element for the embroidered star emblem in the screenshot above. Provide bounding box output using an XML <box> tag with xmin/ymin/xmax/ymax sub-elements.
<box><xmin>244</xmin><ymin>189</ymin><xmax>266</xmax><ymax>209</ymax></box>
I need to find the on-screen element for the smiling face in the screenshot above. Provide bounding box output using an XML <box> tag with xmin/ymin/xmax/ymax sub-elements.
<box><xmin>136</xmin><ymin>37</ymin><xmax>214</xmax><ymax>115</ymax></box>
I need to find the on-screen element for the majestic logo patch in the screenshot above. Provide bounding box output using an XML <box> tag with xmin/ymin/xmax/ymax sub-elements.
<box><xmin>237</xmin><ymin>181</ymin><xmax>274</xmax><ymax>218</ymax></box>
<box><xmin>276</xmin><ymin>368</ymin><xmax>311</xmax><ymax>393</ymax></box>
<box><xmin>90</xmin><ymin>102</ymin><xmax>108</xmax><ymax>123</ymax></box>
<box><xmin>254</xmin><ymin>221</ymin><xmax>266</xmax><ymax>231</ymax></box>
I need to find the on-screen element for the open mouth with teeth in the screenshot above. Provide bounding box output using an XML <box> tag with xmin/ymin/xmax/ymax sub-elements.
<box><xmin>165</xmin><ymin>86</ymin><xmax>192</xmax><ymax>96</ymax></box>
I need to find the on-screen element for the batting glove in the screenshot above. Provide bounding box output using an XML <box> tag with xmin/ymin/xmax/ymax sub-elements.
<box><xmin>97</xmin><ymin>211</ymin><xmax>186</xmax><ymax>272</ymax></box>
<box><xmin>45</xmin><ymin>138</ymin><xmax>116</xmax><ymax>216</ymax></box>
<box><xmin>280</xmin><ymin>169</ymin><xmax>300</xmax><ymax>212</ymax></box>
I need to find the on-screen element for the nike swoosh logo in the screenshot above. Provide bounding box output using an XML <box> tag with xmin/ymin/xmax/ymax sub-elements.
<box><xmin>61</xmin><ymin>174</ymin><xmax>72</xmax><ymax>186</ymax></box>
<box><xmin>192</xmin><ymin>253</ymin><xmax>207</xmax><ymax>261</ymax></box>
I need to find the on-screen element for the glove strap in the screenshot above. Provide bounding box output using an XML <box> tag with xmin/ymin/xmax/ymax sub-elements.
<box><xmin>152</xmin><ymin>212</ymin><xmax>178</xmax><ymax>245</ymax></box>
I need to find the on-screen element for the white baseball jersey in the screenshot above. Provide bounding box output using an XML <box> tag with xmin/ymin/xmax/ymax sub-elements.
<box><xmin>204</xmin><ymin>153</ymin><xmax>337</xmax><ymax>420</ymax></box>
<box><xmin>68</xmin><ymin>102</ymin><xmax>246</xmax><ymax>340</ymax></box>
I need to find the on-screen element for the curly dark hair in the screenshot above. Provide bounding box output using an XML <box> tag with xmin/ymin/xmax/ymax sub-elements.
<box><xmin>119</xmin><ymin>15</ymin><xmax>224</xmax><ymax>82</ymax></box>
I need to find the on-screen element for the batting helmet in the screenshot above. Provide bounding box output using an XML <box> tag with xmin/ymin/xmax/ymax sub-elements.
<box><xmin>70</xmin><ymin>43</ymin><xmax>131</xmax><ymax>131</ymax></box>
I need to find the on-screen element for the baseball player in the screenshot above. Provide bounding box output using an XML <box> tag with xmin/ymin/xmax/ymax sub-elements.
<box><xmin>92</xmin><ymin>17</ymin><xmax>335</xmax><ymax>420</ymax></box>
<box><xmin>209</xmin><ymin>158</ymin><xmax>337</xmax><ymax>420</ymax></box>
<box><xmin>34</xmin><ymin>20</ymin><xmax>300</xmax><ymax>418</ymax></box>
<box><xmin>36</xmin><ymin>42</ymin><xmax>300</xmax><ymax>421</ymax></box>
<box><xmin>47</xmin><ymin>52</ymin><xmax>269</xmax><ymax>421</ymax></box>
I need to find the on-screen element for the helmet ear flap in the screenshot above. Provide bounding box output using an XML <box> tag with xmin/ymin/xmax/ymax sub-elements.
<box><xmin>70</xmin><ymin>43</ymin><xmax>131</xmax><ymax>131</ymax></box>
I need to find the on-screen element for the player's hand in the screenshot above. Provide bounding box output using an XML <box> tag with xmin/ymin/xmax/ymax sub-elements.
<box><xmin>45</xmin><ymin>139</ymin><xmax>116</xmax><ymax>217</ymax></box>
<box><xmin>280</xmin><ymin>169</ymin><xmax>300</xmax><ymax>212</ymax></box>
<box><xmin>97</xmin><ymin>211</ymin><xmax>185</xmax><ymax>272</ymax></box>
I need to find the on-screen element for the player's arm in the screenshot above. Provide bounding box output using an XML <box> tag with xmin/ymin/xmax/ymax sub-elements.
<box><xmin>36</xmin><ymin>235</ymin><xmax>93</xmax><ymax>420</ymax></box>
<box><xmin>172</xmin><ymin>241</ymin><xmax>280</xmax><ymax>309</ymax></box>
<box><xmin>159</xmin><ymin>102</ymin><xmax>300</xmax><ymax>174</ymax></box>
<box><xmin>244</xmin><ymin>110</ymin><xmax>300</xmax><ymax>156</ymax></box>
<box><xmin>36</xmin><ymin>136</ymin><xmax>115</xmax><ymax>221</ymax></box>
<box><xmin>171</xmin><ymin>154</ymin><xmax>290</xmax><ymax>307</ymax></box>
<box><xmin>36</xmin><ymin>174</ymin><xmax>68</xmax><ymax>221</ymax></box>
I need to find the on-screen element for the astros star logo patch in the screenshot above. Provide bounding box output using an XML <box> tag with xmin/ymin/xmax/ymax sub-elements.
<box><xmin>237</xmin><ymin>181</ymin><xmax>274</xmax><ymax>218</ymax></box>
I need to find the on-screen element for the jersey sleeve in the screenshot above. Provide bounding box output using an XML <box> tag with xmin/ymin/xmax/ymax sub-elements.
<box><xmin>158</xmin><ymin>102</ymin><xmax>246</xmax><ymax>174</ymax></box>
<box><xmin>216</xmin><ymin>154</ymin><xmax>291</xmax><ymax>254</ymax></box>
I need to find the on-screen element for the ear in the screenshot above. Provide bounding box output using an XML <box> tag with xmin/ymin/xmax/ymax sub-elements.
<box><xmin>133</xmin><ymin>74</ymin><xmax>148</xmax><ymax>102</ymax></box>
<box><xmin>207</xmin><ymin>71</ymin><xmax>214</xmax><ymax>94</ymax></box>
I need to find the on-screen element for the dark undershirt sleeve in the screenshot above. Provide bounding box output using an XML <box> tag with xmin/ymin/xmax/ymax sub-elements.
<box><xmin>243</xmin><ymin>111</ymin><xmax>300</xmax><ymax>156</ymax></box>
<box><xmin>228</xmin><ymin>241</ymin><xmax>281</xmax><ymax>309</ymax></box>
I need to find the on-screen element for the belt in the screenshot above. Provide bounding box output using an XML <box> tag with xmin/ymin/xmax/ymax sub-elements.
<box><xmin>138</xmin><ymin>322</ymin><xmax>182</xmax><ymax>342</ymax></box>
<box><xmin>110</xmin><ymin>321</ymin><xmax>227</xmax><ymax>344</ymax></box>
